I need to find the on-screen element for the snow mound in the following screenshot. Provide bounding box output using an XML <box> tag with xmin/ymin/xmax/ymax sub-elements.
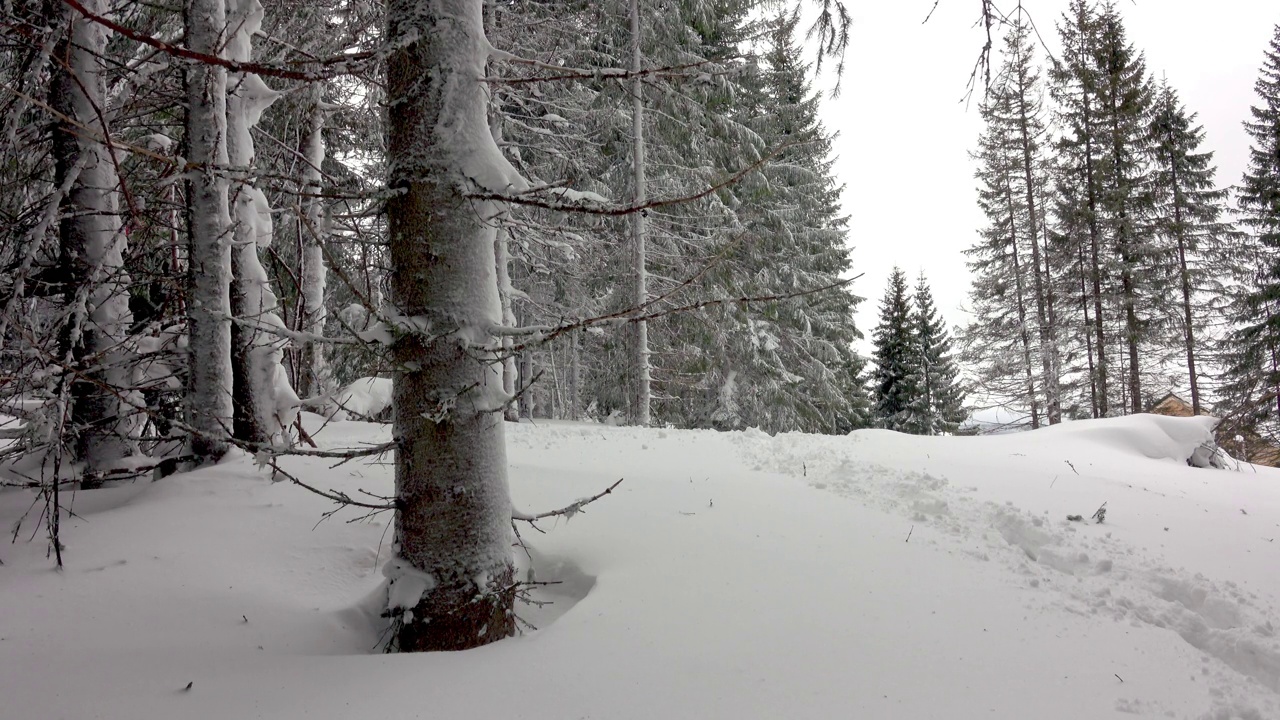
<box><xmin>1041</xmin><ymin>413</ymin><xmax>1226</xmax><ymax>467</ymax></box>
<box><xmin>3</xmin><ymin>415</ymin><xmax>1279</xmax><ymax>719</ymax></box>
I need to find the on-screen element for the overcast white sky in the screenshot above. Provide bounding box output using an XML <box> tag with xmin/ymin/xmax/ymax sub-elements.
<box><xmin>815</xmin><ymin>1</ymin><xmax>1278</xmax><ymax>353</ymax></box>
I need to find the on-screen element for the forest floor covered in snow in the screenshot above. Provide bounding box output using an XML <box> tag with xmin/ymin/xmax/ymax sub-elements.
<box><xmin>2</xmin><ymin>414</ymin><xmax>1279</xmax><ymax>719</ymax></box>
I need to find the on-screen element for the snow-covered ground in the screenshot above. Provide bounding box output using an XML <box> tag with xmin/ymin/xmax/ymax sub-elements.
<box><xmin>2</xmin><ymin>414</ymin><xmax>1278</xmax><ymax>719</ymax></box>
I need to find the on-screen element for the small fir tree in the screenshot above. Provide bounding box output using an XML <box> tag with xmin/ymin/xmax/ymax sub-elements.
<box><xmin>871</xmin><ymin>268</ymin><xmax>920</xmax><ymax>432</ymax></box>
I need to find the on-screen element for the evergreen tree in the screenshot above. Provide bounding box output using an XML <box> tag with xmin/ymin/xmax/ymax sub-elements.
<box><xmin>1221</xmin><ymin>24</ymin><xmax>1280</xmax><ymax>439</ymax></box>
<box><xmin>488</xmin><ymin>1</ymin><xmax>869</xmax><ymax>434</ymax></box>
<box><xmin>1147</xmin><ymin>80</ymin><xmax>1236</xmax><ymax>416</ymax></box>
<box><xmin>908</xmin><ymin>273</ymin><xmax>967</xmax><ymax>435</ymax></box>
<box><xmin>1050</xmin><ymin>0</ymin><xmax>1159</xmax><ymax>416</ymax></box>
<box><xmin>1050</xmin><ymin>0</ymin><xmax>1112</xmax><ymax>416</ymax></box>
<box><xmin>1093</xmin><ymin>3</ymin><xmax>1158</xmax><ymax>414</ymax></box>
<box><xmin>697</xmin><ymin>10</ymin><xmax>871</xmax><ymax>434</ymax></box>
<box><xmin>871</xmin><ymin>268</ymin><xmax>919</xmax><ymax>431</ymax></box>
<box><xmin>963</xmin><ymin>17</ymin><xmax>1059</xmax><ymax>429</ymax></box>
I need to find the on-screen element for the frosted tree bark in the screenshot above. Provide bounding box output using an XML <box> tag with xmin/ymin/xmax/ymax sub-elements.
<box><xmin>184</xmin><ymin>0</ymin><xmax>234</xmax><ymax>462</ymax></box>
<box><xmin>52</xmin><ymin>0</ymin><xmax>138</xmax><ymax>480</ymax></box>
<box><xmin>494</xmin><ymin>228</ymin><xmax>520</xmax><ymax>422</ymax></box>
<box><xmin>298</xmin><ymin>81</ymin><xmax>333</xmax><ymax>401</ymax></box>
<box><xmin>226</xmin><ymin>0</ymin><xmax>298</xmax><ymax>445</ymax></box>
<box><xmin>483</xmin><ymin>0</ymin><xmax>520</xmax><ymax>423</ymax></box>
<box><xmin>629</xmin><ymin>0</ymin><xmax>650</xmax><ymax>426</ymax></box>
<box><xmin>385</xmin><ymin>0</ymin><xmax>517</xmax><ymax>652</ymax></box>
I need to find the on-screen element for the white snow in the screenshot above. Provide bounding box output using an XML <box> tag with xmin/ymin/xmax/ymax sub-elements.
<box><xmin>2</xmin><ymin>413</ymin><xmax>1279</xmax><ymax>719</ymax></box>
<box><xmin>323</xmin><ymin>376</ymin><xmax>392</xmax><ymax>420</ymax></box>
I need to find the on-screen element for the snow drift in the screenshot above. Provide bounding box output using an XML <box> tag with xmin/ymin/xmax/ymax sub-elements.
<box><xmin>1</xmin><ymin>414</ymin><xmax>1278</xmax><ymax>720</ymax></box>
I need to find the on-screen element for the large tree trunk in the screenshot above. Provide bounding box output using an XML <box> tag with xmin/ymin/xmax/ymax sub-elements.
<box><xmin>385</xmin><ymin>0</ymin><xmax>516</xmax><ymax>652</ymax></box>
<box><xmin>629</xmin><ymin>0</ymin><xmax>650</xmax><ymax>426</ymax></box>
<box><xmin>226</xmin><ymin>0</ymin><xmax>296</xmax><ymax>445</ymax></box>
<box><xmin>184</xmin><ymin>0</ymin><xmax>234</xmax><ymax>462</ymax></box>
<box><xmin>53</xmin><ymin>0</ymin><xmax>138</xmax><ymax>482</ymax></box>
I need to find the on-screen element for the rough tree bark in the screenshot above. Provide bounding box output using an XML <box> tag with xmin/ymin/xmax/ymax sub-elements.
<box><xmin>52</xmin><ymin>0</ymin><xmax>138</xmax><ymax>482</ymax></box>
<box><xmin>183</xmin><ymin>0</ymin><xmax>234</xmax><ymax>462</ymax></box>
<box><xmin>385</xmin><ymin>0</ymin><xmax>517</xmax><ymax>652</ymax></box>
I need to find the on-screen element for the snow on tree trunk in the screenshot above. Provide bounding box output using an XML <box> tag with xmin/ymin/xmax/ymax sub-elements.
<box><xmin>226</xmin><ymin>0</ymin><xmax>299</xmax><ymax>445</ymax></box>
<box><xmin>385</xmin><ymin>0</ymin><xmax>521</xmax><ymax>652</ymax></box>
<box><xmin>629</xmin><ymin>0</ymin><xmax>650</xmax><ymax>427</ymax></box>
<box><xmin>184</xmin><ymin>0</ymin><xmax>234</xmax><ymax>462</ymax></box>
<box><xmin>53</xmin><ymin>0</ymin><xmax>139</xmax><ymax>482</ymax></box>
<box><xmin>484</xmin><ymin>0</ymin><xmax>520</xmax><ymax>423</ymax></box>
<box><xmin>495</xmin><ymin>227</ymin><xmax>520</xmax><ymax>422</ymax></box>
<box><xmin>298</xmin><ymin>81</ymin><xmax>333</xmax><ymax>401</ymax></box>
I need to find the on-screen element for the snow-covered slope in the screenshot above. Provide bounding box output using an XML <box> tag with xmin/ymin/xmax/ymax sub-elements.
<box><xmin>2</xmin><ymin>415</ymin><xmax>1277</xmax><ymax>719</ymax></box>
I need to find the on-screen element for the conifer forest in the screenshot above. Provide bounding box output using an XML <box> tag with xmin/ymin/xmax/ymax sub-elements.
<box><xmin>0</xmin><ymin>0</ymin><xmax>1278</xmax><ymax>657</ymax></box>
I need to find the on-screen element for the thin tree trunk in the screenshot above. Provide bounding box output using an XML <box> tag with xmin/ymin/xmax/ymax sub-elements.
<box><xmin>1073</xmin><ymin>41</ymin><xmax>1110</xmax><ymax>416</ymax></box>
<box><xmin>299</xmin><ymin>81</ymin><xmax>332</xmax><ymax>400</ymax></box>
<box><xmin>1004</xmin><ymin>181</ymin><xmax>1040</xmax><ymax>429</ymax></box>
<box><xmin>1120</xmin><ymin>260</ymin><xmax>1141</xmax><ymax>413</ymax></box>
<box><xmin>1077</xmin><ymin>242</ymin><xmax>1099</xmax><ymax>418</ymax></box>
<box><xmin>53</xmin><ymin>0</ymin><xmax>137</xmax><ymax>482</ymax></box>
<box><xmin>519</xmin><ymin>342</ymin><xmax>534</xmax><ymax>419</ymax></box>
<box><xmin>1167</xmin><ymin>152</ymin><xmax>1201</xmax><ymax>414</ymax></box>
<box><xmin>386</xmin><ymin>0</ymin><xmax>516</xmax><ymax>652</ymax></box>
<box><xmin>1107</xmin><ymin>89</ymin><xmax>1143</xmax><ymax>415</ymax></box>
<box><xmin>184</xmin><ymin>0</ymin><xmax>234</xmax><ymax>462</ymax></box>
<box><xmin>569</xmin><ymin>329</ymin><xmax>582</xmax><ymax>420</ymax></box>
<box><xmin>630</xmin><ymin>0</ymin><xmax>650</xmax><ymax>426</ymax></box>
<box><xmin>1015</xmin><ymin>66</ymin><xmax>1060</xmax><ymax>424</ymax></box>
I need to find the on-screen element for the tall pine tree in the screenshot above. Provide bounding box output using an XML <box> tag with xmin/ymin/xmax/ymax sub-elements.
<box><xmin>964</xmin><ymin>17</ymin><xmax>1060</xmax><ymax>428</ymax></box>
<box><xmin>1221</xmin><ymin>24</ymin><xmax>1280</xmax><ymax>440</ymax></box>
<box><xmin>1147</xmin><ymin>80</ymin><xmax>1236</xmax><ymax>416</ymax></box>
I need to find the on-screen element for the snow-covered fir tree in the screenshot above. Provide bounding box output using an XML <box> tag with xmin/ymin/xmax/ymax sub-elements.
<box><xmin>872</xmin><ymin>268</ymin><xmax>920</xmax><ymax>432</ymax></box>
<box><xmin>908</xmin><ymin>273</ymin><xmax>967</xmax><ymax>435</ymax></box>
<box><xmin>1220</xmin><ymin>23</ymin><xmax>1280</xmax><ymax>441</ymax></box>
<box><xmin>1048</xmin><ymin>0</ymin><xmax>1161</xmax><ymax>417</ymax></box>
<box><xmin>963</xmin><ymin>16</ymin><xmax>1060</xmax><ymax>429</ymax></box>
<box><xmin>1146</xmin><ymin>80</ymin><xmax>1237</xmax><ymax>416</ymax></box>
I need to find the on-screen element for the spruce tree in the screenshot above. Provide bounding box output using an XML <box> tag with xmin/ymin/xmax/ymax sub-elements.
<box><xmin>702</xmin><ymin>10</ymin><xmax>871</xmax><ymax>434</ymax></box>
<box><xmin>908</xmin><ymin>273</ymin><xmax>967</xmax><ymax>435</ymax></box>
<box><xmin>964</xmin><ymin>17</ymin><xmax>1059</xmax><ymax>429</ymax></box>
<box><xmin>1093</xmin><ymin>3</ymin><xmax>1157</xmax><ymax>414</ymax></box>
<box><xmin>1221</xmin><ymin>24</ymin><xmax>1280</xmax><ymax>438</ymax></box>
<box><xmin>1050</xmin><ymin>0</ymin><xmax>1159</xmax><ymax>416</ymax></box>
<box><xmin>871</xmin><ymin>268</ymin><xmax>919</xmax><ymax>431</ymax></box>
<box><xmin>1147</xmin><ymin>80</ymin><xmax>1236</xmax><ymax>416</ymax></box>
<box><xmin>1050</xmin><ymin>0</ymin><xmax>1112</xmax><ymax>416</ymax></box>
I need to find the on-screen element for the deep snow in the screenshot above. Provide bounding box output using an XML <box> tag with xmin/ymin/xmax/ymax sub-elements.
<box><xmin>2</xmin><ymin>414</ymin><xmax>1278</xmax><ymax>719</ymax></box>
